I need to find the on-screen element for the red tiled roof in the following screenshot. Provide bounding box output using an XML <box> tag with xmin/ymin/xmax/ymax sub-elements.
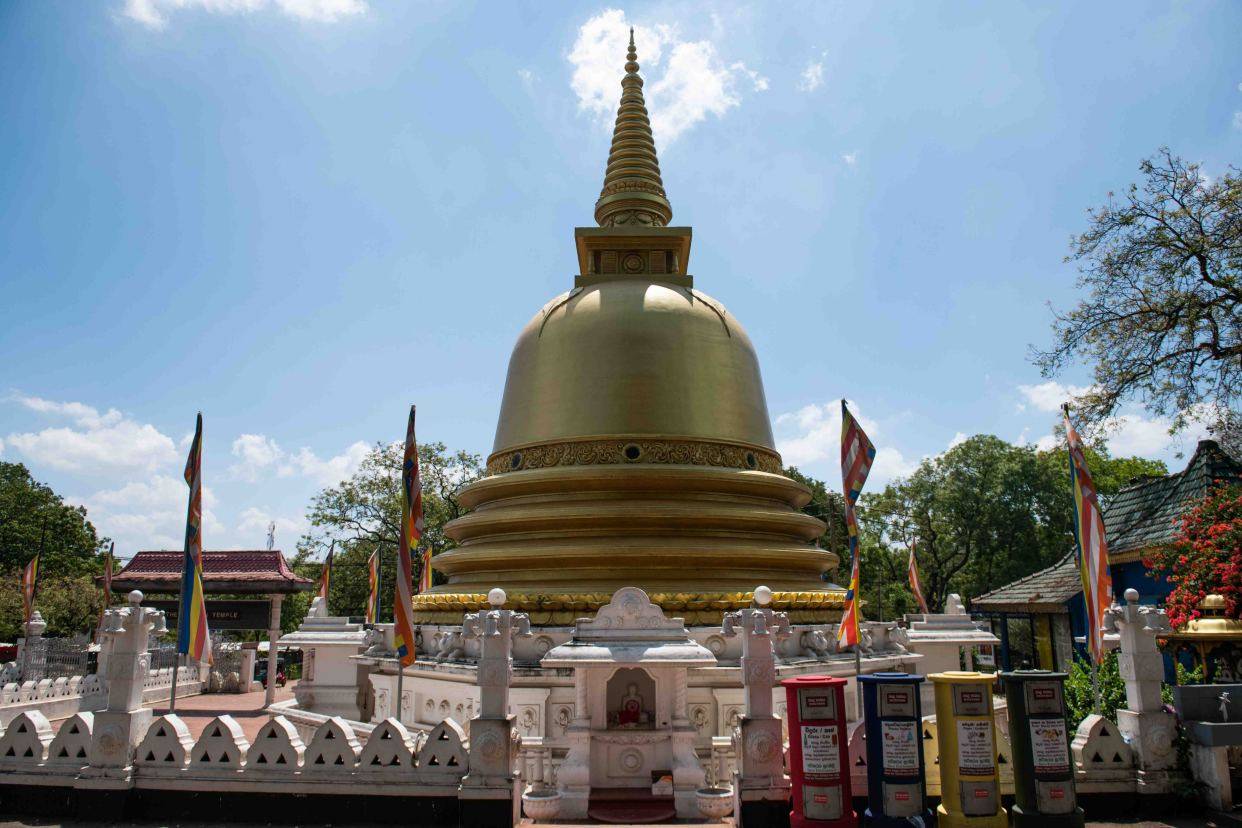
<box><xmin>111</xmin><ymin>550</ymin><xmax>314</xmax><ymax>594</ymax></box>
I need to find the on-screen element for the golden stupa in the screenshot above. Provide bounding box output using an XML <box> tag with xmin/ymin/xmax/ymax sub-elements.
<box><xmin>418</xmin><ymin>32</ymin><xmax>842</xmax><ymax>625</ymax></box>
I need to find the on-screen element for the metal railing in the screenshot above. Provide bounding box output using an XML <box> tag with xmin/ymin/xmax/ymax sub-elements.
<box><xmin>21</xmin><ymin>635</ymin><xmax>90</xmax><ymax>682</ymax></box>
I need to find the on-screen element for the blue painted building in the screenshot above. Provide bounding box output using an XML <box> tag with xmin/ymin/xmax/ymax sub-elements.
<box><xmin>972</xmin><ymin>440</ymin><xmax>1240</xmax><ymax>672</ymax></box>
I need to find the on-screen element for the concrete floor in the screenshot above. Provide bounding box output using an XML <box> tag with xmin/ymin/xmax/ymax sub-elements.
<box><xmin>142</xmin><ymin>680</ymin><xmax>297</xmax><ymax>741</ymax></box>
<box><xmin>46</xmin><ymin>681</ymin><xmax>297</xmax><ymax>743</ymax></box>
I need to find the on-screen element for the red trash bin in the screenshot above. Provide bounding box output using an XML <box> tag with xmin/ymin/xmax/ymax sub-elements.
<box><xmin>781</xmin><ymin>675</ymin><xmax>857</xmax><ymax>828</ymax></box>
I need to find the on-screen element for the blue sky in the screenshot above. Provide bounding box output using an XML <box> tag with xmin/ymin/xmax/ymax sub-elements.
<box><xmin>2</xmin><ymin>1</ymin><xmax>1239</xmax><ymax>560</ymax></box>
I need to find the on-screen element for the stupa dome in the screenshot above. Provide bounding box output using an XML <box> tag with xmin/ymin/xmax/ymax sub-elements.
<box><xmin>493</xmin><ymin>280</ymin><xmax>774</xmax><ymax>456</ymax></box>
<box><xmin>423</xmin><ymin>31</ymin><xmax>844</xmax><ymax>625</ymax></box>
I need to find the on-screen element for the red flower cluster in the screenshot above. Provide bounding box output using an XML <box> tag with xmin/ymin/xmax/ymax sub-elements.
<box><xmin>1144</xmin><ymin>483</ymin><xmax>1242</xmax><ymax>629</ymax></box>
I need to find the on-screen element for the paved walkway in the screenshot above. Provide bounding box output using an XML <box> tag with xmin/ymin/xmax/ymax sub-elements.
<box><xmin>143</xmin><ymin>681</ymin><xmax>296</xmax><ymax>741</ymax></box>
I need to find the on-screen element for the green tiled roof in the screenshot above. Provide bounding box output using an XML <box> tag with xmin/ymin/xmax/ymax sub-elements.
<box><xmin>1102</xmin><ymin>440</ymin><xmax>1241</xmax><ymax>556</ymax></box>
<box><xmin>972</xmin><ymin>440</ymin><xmax>1241</xmax><ymax>611</ymax></box>
<box><xmin>971</xmin><ymin>552</ymin><xmax>1082</xmax><ymax>611</ymax></box>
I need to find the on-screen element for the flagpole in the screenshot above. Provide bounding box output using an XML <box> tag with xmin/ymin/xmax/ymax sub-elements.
<box><xmin>1062</xmin><ymin>403</ymin><xmax>1110</xmax><ymax>717</ymax></box>
<box><xmin>395</xmin><ymin>542</ymin><xmax>404</xmax><ymax>716</ymax></box>
<box><xmin>1090</xmin><ymin>657</ymin><xmax>1100</xmax><ymax>715</ymax></box>
<box><xmin>21</xmin><ymin>517</ymin><xmax>48</xmax><ymax>683</ymax></box>
<box><xmin>854</xmin><ymin>560</ymin><xmax>863</xmax><ymax>716</ymax></box>
<box><xmin>168</xmin><ymin>653</ymin><xmax>180</xmax><ymax>714</ymax></box>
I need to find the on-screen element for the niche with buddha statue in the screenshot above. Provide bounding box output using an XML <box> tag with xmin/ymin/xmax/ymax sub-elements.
<box><xmin>605</xmin><ymin>667</ymin><xmax>656</xmax><ymax>730</ymax></box>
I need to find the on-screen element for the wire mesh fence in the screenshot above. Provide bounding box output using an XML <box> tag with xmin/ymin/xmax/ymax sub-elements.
<box><xmin>204</xmin><ymin>633</ymin><xmax>244</xmax><ymax>692</ymax></box>
<box><xmin>21</xmin><ymin>634</ymin><xmax>91</xmax><ymax>681</ymax></box>
<box><xmin>147</xmin><ymin>639</ymin><xmax>180</xmax><ymax>672</ymax></box>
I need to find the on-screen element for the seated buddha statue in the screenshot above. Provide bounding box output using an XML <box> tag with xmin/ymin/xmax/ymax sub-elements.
<box><xmin>616</xmin><ymin>683</ymin><xmax>646</xmax><ymax>728</ymax></box>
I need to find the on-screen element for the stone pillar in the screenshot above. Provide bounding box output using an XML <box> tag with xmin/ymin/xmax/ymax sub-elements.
<box><xmin>265</xmin><ymin>593</ymin><xmax>283</xmax><ymax>707</ymax></box>
<box><xmin>722</xmin><ymin>585</ymin><xmax>791</xmax><ymax>820</ymax></box>
<box><xmin>1102</xmin><ymin>588</ymin><xmax>1177</xmax><ymax>794</ymax></box>
<box><xmin>460</xmin><ymin>588</ymin><xmax>530</xmax><ymax>824</ymax></box>
<box><xmin>18</xmin><ymin>611</ymin><xmax>47</xmax><ymax>682</ymax></box>
<box><xmin>278</xmin><ymin>595</ymin><xmax>369</xmax><ymax>718</ymax></box>
<box><xmin>76</xmin><ymin>591</ymin><xmax>168</xmax><ymax>799</ymax></box>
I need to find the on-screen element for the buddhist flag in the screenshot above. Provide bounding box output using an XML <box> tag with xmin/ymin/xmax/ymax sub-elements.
<box><xmin>317</xmin><ymin>543</ymin><xmax>335</xmax><ymax>603</ymax></box>
<box><xmin>908</xmin><ymin>542</ymin><xmax>930</xmax><ymax>614</ymax></box>
<box><xmin>21</xmin><ymin>553</ymin><xmax>39</xmax><ymax>624</ymax></box>
<box><xmin>103</xmin><ymin>542</ymin><xmax>114</xmax><ymax>604</ymax></box>
<box><xmin>836</xmin><ymin>400</ymin><xmax>876</xmax><ymax>651</ymax></box>
<box><xmin>417</xmin><ymin>548</ymin><xmax>432</xmax><ymax>594</ymax></box>
<box><xmin>177</xmin><ymin>413</ymin><xmax>211</xmax><ymax>663</ymax></box>
<box><xmin>366</xmin><ymin>548</ymin><xmax>381</xmax><ymax>625</ymax></box>
<box><xmin>95</xmin><ymin>542</ymin><xmax>115</xmax><ymax>640</ymax></box>
<box><xmin>1063</xmin><ymin>406</ymin><xmax>1113</xmax><ymax>664</ymax></box>
<box><xmin>393</xmin><ymin>405</ymin><xmax>424</xmax><ymax>668</ymax></box>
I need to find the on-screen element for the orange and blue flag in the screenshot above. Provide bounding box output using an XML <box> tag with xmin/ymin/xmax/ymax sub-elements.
<box><xmin>177</xmin><ymin>413</ymin><xmax>211</xmax><ymax>663</ymax></box>
<box><xmin>95</xmin><ymin>541</ymin><xmax>115</xmax><ymax>641</ymax></box>
<box><xmin>837</xmin><ymin>400</ymin><xmax>876</xmax><ymax>650</ymax></box>
<box><xmin>366</xmin><ymin>548</ymin><xmax>381</xmax><ymax>624</ymax></box>
<box><xmin>1064</xmin><ymin>407</ymin><xmax>1113</xmax><ymax>664</ymax></box>
<box><xmin>393</xmin><ymin>405</ymin><xmax>424</xmax><ymax>667</ymax></box>
<box><xmin>317</xmin><ymin>543</ymin><xmax>335</xmax><ymax>604</ymax></box>
<box><xmin>417</xmin><ymin>548</ymin><xmax>432</xmax><ymax>594</ymax></box>
<box><xmin>21</xmin><ymin>552</ymin><xmax>39</xmax><ymax>624</ymax></box>
<box><xmin>908</xmin><ymin>541</ymin><xmax>930</xmax><ymax>614</ymax></box>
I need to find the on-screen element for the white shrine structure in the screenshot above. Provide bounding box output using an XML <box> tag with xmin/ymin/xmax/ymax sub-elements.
<box><xmin>541</xmin><ymin>587</ymin><xmax>715</xmax><ymax>818</ymax></box>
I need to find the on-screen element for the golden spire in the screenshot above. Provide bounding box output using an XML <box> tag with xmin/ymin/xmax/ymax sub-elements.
<box><xmin>594</xmin><ymin>28</ymin><xmax>673</xmax><ymax>228</ymax></box>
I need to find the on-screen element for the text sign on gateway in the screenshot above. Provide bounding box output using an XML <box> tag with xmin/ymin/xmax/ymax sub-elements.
<box><xmin>148</xmin><ymin>599</ymin><xmax>272</xmax><ymax>631</ymax></box>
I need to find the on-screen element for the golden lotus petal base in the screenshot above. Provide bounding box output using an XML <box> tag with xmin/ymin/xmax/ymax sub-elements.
<box><xmin>411</xmin><ymin>589</ymin><xmax>846</xmax><ymax>627</ymax></box>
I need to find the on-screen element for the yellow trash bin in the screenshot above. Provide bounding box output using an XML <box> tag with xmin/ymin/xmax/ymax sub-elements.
<box><xmin>928</xmin><ymin>671</ymin><xmax>1007</xmax><ymax>828</ymax></box>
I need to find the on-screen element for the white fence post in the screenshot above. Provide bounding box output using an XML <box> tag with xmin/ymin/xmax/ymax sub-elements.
<box><xmin>1101</xmin><ymin>588</ymin><xmax>1177</xmax><ymax>793</ymax></box>
<box><xmin>460</xmin><ymin>588</ymin><xmax>530</xmax><ymax>820</ymax></box>
<box><xmin>79</xmin><ymin>590</ymin><xmax>168</xmax><ymax>787</ymax></box>
<box><xmin>722</xmin><ymin>585</ymin><xmax>792</xmax><ymax>808</ymax></box>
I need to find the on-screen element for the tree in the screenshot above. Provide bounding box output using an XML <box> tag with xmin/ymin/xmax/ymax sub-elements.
<box><xmin>0</xmin><ymin>575</ymin><xmax>103</xmax><ymax>641</ymax></box>
<box><xmin>290</xmin><ymin>441</ymin><xmax>483</xmax><ymax>625</ymax></box>
<box><xmin>0</xmin><ymin>462</ymin><xmax>105</xmax><ymax>576</ymax></box>
<box><xmin>1144</xmin><ymin>483</ymin><xmax>1242</xmax><ymax>630</ymax></box>
<box><xmin>857</xmin><ymin>436</ymin><xmax>1166</xmax><ymax>615</ymax></box>
<box><xmin>1034</xmin><ymin>149</ymin><xmax>1241</xmax><ymax>437</ymax></box>
<box><xmin>1207</xmin><ymin>409</ymin><xmax>1242</xmax><ymax>461</ymax></box>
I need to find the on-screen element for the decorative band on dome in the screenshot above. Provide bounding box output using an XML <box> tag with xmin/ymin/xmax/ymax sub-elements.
<box><xmin>486</xmin><ymin>436</ymin><xmax>783</xmax><ymax>476</ymax></box>
<box><xmin>410</xmin><ymin>589</ymin><xmax>846</xmax><ymax>626</ymax></box>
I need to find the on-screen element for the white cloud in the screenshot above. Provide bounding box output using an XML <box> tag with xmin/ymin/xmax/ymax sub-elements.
<box><xmin>230</xmin><ymin>433</ymin><xmax>284</xmax><ymax>481</ymax></box>
<box><xmin>1105</xmin><ymin>411</ymin><xmax>1211</xmax><ymax>458</ymax></box>
<box><xmin>517</xmin><ymin>68</ymin><xmax>536</xmax><ymax>89</ymax></box>
<box><xmin>568</xmin><ymin>8</ymin><xmax>767</xmax><ymax>145</ymax></box>
<box><xmin>948</xmin><ymin>431</ymin><xmax>968</xmax><ymax>449</ymax></box>
<box><xmin>1233</xmin><ymin>111</ymin><xmax>1242</xmax><ymax>131</ymax></box>
<box><xmin>281</xmin><ymin>440</ymin><xmax>371</xmax><ymax>487</ymax></box>
<box><xmin>5</xmin><ymin>394</ymin><xmax>178</xmax><ymax>475</ymax></box>
<box><xmin>10</xmin><ymin>394</ymin><xmax>124</xmax><ymax>429</ymax></box>
<box><xmin>798</xmin><ymin>57</ymin><xmax>825</xmax><ymax>92</ymax></box>
<box><xmin>1027</xmin><ymin>407</ymin><xmax>1212</xmax><ymax>459</ymax></box>
<box><xmin>0</xmin><ymin>437</ymin><xmax>4</xmax><ymax>456</ymax></box>
<box><xmin>121</xmin><ymin>0</ymin><xmax>365</xmax><ymax>30</ymax></box>
<box><xmin>774</xmin><ymin>401</ymin><xmax>918</xmax><ymax>489</ymax></box>
<box><xmin>236</xmin><ymin>506</ymin><xmax>304</xmax><ymax>548</ymax></box>
<box><xmin>1034</xmin><ymin>433</ymin><xmax>1059</xmax><ymax>452</ymax></box>
<box><xmin>1016</xmin><ymin>381</ymin><xmax>1093</xmax><ymax>414</ymax></box>
<box><xmin>76</xmin><ymin>475</ymin><xmax>223</xmax><ymax>553</ymax></box>
<box><xmin>228</xmin><ymin>432</ymin><xmax>370</xmax><ymax>486</ymax></box>
<box><xmin>841</xmin><ymin>152</ymin><xmax>857</xmax><ymax>166</ymax></box>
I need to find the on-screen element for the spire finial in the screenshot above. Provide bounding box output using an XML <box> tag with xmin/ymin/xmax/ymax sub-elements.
<box><xmin>594</xmin><ymin>28</ymin><xmax>672</xmax><ymax>228</ymax></box>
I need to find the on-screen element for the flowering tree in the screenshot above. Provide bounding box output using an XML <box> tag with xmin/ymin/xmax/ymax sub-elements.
<box><xmin>1145</xmin><ymin>483</ymin><xmax>1242</xmax><ymax>629</ymax></box>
